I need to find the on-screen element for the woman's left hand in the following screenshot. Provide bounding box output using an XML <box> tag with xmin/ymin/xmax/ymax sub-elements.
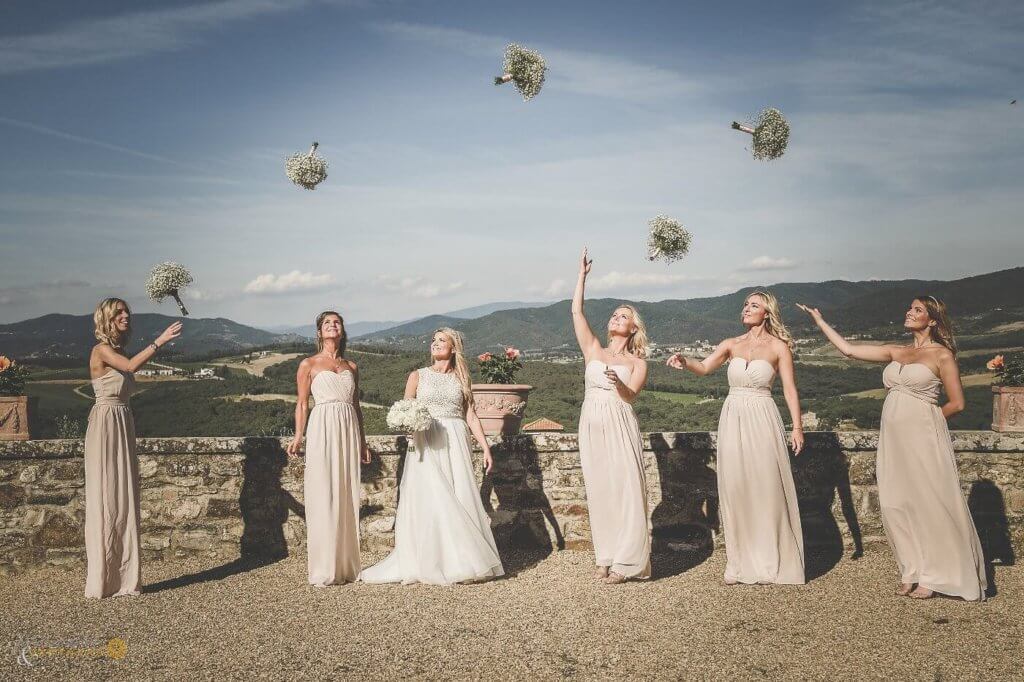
<box><xmin>790</xmin><ymin>429</ymin><xmax>804</xmax><ymax>456</ymax></box>
<box><xmin>604</xmin><ymin>368</ymin><xmax>623</xmax><ymax>388</ymax></box>
<box><xmin>483</xmin><ymin>449</ymin><xmax>494</xmax><ymax>474</ymax></box>
<box><xmin>360</xmin><ymin>443</ymin><xmax>372</xmax><ymax>464</ymax></box>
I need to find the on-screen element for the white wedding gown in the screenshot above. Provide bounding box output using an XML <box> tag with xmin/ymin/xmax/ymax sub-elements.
<box><xmin>360</xmin><ymin>368</ymin><xmax>505</xmax><ymax>585</ymax></box>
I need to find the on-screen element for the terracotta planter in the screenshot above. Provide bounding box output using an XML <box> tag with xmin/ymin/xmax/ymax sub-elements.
<box><xmin>471</xmin><ymin>384</ymin><xmax>532</xmax><ymax>436</ymax></box>
<box><xmin>992</xmin><ymin>386</ymin><xmax>1024</xmax><ymax>433</ymax></box>
<box><xmin>0</xmin><ymin>396</ymin><xmax>30</xmax><ymax>441</ymax></box>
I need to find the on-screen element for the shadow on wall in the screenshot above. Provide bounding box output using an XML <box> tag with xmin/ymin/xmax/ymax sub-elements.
<box><xmin>647</xmin><ymin>433</ymin><xmax>716</xmax><ymax>580</ymax></box>
<box><xmin>482</xmin><ymin>435</ymin><xmax>565</xmax><ymax>576</ymax></box>
<box><xmin>791</xmin><ymin>432</ymin><xmax>864</xmax><ymax>581</ymax></box>
<box><xmin>968</xmin><ymin>478</ymin><xmax>1016</xmax><ymax>599</ymax></box>
<box><xmin>146</xmin><ymin>437</ymin><xmax>304</xmax><ymax>594</ymax></box>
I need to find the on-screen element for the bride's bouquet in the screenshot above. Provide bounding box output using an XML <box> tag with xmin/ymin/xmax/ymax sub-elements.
<box><xmin>386</xmin><ymin>399</ymin><xmax>433</xmax><ymax>434</ymax></box>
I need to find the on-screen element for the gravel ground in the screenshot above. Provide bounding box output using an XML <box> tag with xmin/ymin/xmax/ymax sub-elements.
<box><xmin>2</xmin><ymin>546</ymin><xmax>1019</xmax><ymax>680</ymax></box>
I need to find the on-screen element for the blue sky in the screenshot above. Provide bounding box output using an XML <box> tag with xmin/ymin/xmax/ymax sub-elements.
<box><xmin>1</xmin><ymin>0</ymin><xmax>1021</xmax><ymax>328</ymax></box>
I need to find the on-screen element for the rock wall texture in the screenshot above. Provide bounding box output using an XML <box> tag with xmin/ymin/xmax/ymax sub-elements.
<box><xmin>1</xmin><ymin>432</ymin><xmax>1020</xmax><ymax>576</ymax></box>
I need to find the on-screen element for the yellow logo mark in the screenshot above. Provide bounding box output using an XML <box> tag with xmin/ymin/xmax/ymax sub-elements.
<box><xmin>107</xmin><ymin>638</ymin><xmax>127</xmax><ymax>660</ymax></box>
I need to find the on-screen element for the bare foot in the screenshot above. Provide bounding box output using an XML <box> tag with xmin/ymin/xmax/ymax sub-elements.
<box><xmin>724</xmin><ymin>577</ymin><xmax>739</xmax><ymax>585</ymax></box>
<box><xmin>895</xmin><ymin>583</ymin><xmax>914</xmax><ymax>596</ymax></box>
<box><xmin>603</xmin><ymin>571</ymin><xmax>626</xmax><ymax>585</ymax></box>
<box><xmin>909</xmin><ymin>586</ymin><xmax>935</xmax><ymax>599</ymax></box>
<box><xmin>595</xmin><ymin>566</ymin><xmax>609</xmax><ymax>580</ymax></box>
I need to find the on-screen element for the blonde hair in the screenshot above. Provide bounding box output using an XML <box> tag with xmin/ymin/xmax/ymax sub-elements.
<box><xmin>606</xmin><ymin>304</ymin><xmax>649</xmax><ymax>358</ymax></box>
<box><xmin>93</xmin><ymin>298</ymin><xmax>130</xmax><ymax>349</ymax></box>
<box><xmin>915</xmin><ymin>295</ymin><xmax>957</xmax><ymax>355</ymax></box>
<box><xmin>434</xmin><ymin>328</ymin><xmax>475</xmax><ymax>408</ymax></box>
<box><xmin>315</xmin><ymin>311</ymin><xmax>346</xmax><ymax>358</ymax></box>
<box><xmin>745</xmin><ymin>290</ymin><xmax>793</xmax><ymax>348</ymax></box>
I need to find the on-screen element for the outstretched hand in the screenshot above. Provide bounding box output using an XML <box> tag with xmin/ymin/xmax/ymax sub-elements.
<box><xmin>795</xmin><ymin>303</ymin><xmax>823</xmax><ymax>323</ymax></box>
<box><xmin>157</xmin><ymin>321</ymin><xmax>183</xmax><ymax>346</ymax></box>
<box><xmin>579</xmin><ymin>247</ymin><xmax>593</xmax><ymax>277</ymax></box>
<box><xmin>666</xmin><ymin>353</ymin><xmax>685</xmax><ymax>370</ymax></box>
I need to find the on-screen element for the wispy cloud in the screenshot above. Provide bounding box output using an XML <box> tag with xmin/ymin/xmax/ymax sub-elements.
<box><xmin>370</xmin><ymin>21</ymin><xmax>701</xmax><ymax>99</ymax></box>
<box><xmin>738</xmin><ymin>256</ymin><xmax>799</xmax><ymax>271</ymax></box>
<box><xmin>0</xmin><ymin>0</ymin><xmax>361</xmax><ymax>75</ymax></box>
<box><xmin>244</xmin><ymin>271</ymin><xmax>336</xmax><ymax>294</ymax></box>
<box><xmin>375</xmin><ymin>275</ymin><xmax>464</xmax><ymax>299</ymax></box>
<box><xmin>0</xmin><ymin>279</ymin><xmax>91</xmax><ymax>306</ymax></box>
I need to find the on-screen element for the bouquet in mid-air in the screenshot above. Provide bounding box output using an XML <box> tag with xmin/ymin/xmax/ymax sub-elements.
<box><xmin>646</xmin><ymin>215</ymin><xmax>692</xmax><ymax>264</ymax></box>
<box><xmin>285</xmin><ymin>141</ymin><xmax>329</xmax><ymax>190</ymax></box>
<box><xmin>386</xmin><ymin>399</ymin><xmax>434</xmax><ymax>434</ymax></box>
<box><xmin>731</xmin><ymin>108</ymin><xmax>790</xmax><ymax>160</ymax></box>
<box><xmin>145</xmin><ymin>262</ymin><xmax>193</xmax><ymax>316</ymax></box>
<box><xmin>494</xmin><ymin>43</ymin><xmax>547</xmax><ymax>101</ymax></box>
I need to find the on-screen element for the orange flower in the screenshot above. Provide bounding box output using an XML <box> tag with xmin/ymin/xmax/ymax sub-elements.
<box><xmin>0</xmin><ymin>356</ymin><xmax>11</xmax><ymax>372</ymax></box>
<box><xmin>505</xmin><ymin>347</ymin><xmax>521</xmax><ymax>360</ymax></box>
<box><xmin>987</xmin><ymin>354</ymin><xmax>1005</xmax><ymax>371</ymax></box>
<box><xmin>478</xmin><ymin>352</ymin><xmax>493</xmax><ymax>362</ymax></box>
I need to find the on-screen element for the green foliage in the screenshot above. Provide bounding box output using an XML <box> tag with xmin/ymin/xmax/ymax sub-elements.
<box><xmin>477</xmin><ymin>349</ymin><xmax>523</xmax><ymax>384</ymax></box>
<box><xmin>54</xmin><ymin>414</ymin><xmax>86</xmax><ymax>438</ymax></box>
<box><xmin>0</xmin><ymin>360</ymin><xmax>28</xmax><ymax>396</ymax></box>
<box><xmin>990</xmin><ymin>352</ymin><xmax>1024</xmax><ymax>387</ymax></box>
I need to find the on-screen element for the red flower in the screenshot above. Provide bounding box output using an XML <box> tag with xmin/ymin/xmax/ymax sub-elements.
<box><xmin>505</xmin><ymin>347</ymin><xmax>521</xmax><ymax>360</ymax></box>
<box><xmin>478</xmin><ymin>352</ymin><xmax>493</xmax><ymax>362</ymax></box>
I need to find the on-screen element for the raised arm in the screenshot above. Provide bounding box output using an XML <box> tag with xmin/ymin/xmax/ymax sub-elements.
<box><xmin>666</xmin><ymin>338</ymin><xmax>733</xmax><ymax>376</ymax></box>
<box><xmin>937</xmin><ymin>351</ymin><xmax>966</xmax><ymax>420</ymax></box>
<box><xmin>796</xmin><ymin>304</ymin><xmax>895</xmax><ymax>363</ymax></box>
<box><xmin>287</xmin><ymin>359</ymin><xmax>312</xmax><ymax>456</ymax></box>
<box><xmin>571</xmin><ymin>247</ymin><xmax>601</xmax><ymax>361</ymax></box>
<box><xmin>349</xmin><ymin>362</ymin><xmax>372</xmax><ymax>463</ymax></box>
<box><xmin>776</xmin><ymin>344</ymin><xmax>804</xmax><ymax>455</ymax></box>
<box><xmin>95</xmin><ymin>322</ymin><xmax>182</xmax><ymax>374</ymax></box>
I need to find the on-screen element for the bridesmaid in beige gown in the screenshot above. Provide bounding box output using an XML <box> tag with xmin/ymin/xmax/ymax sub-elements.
<box><xmin>572</xmin><ymin>248</ymin><xmax>651</xmax><ymax>584</ymax></box>
<box><xmin>288</xmin><ymin>311</ymin><xmax>371</xmax><ymax>587</ymax></box>
<box><xmin>799</xmin><ymin>296</ymin><xmax>986</xmax><ymax>601</ymax></box>
<box><xmin>668</xmin><ymin>290</ymin><xmax>805</xmax><ymax>585</ymax></box>
<box><xmin>85</xmin><ymin>298</ymin><xmax>181</xmax><ymax>598</ymax></box>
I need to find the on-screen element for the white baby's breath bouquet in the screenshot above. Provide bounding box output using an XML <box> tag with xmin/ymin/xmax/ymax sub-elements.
<box><xmin>386</xmin><ymin>399</ymin><xmax>433</xmax><ymax>434</ymax></box>
<box><xmin>646</xmin><ymin>215</ymin><xmax>692</xmax><ymax>264</ymax></box>
<box><xmin>145</xmin><ymin>262</ymin><xmax>193</xmax><ymax>316</ymax></box>
<box><xmin>731</xmin><ymin>108</ymin><xmax>790</xmax><ymax>160</ymax></box>
<box><xmin>494</xmin><ymin>43</ymin><xmax>546</xmax><ymax>101</ymax></box>
<box><xmin>285</xmin><ymin>141</ymin><xmax>329</xmax><ymax>190</ymax></box>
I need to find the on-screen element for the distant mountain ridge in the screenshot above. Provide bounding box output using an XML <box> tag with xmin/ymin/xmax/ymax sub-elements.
<box><xmin>356</xmin><ymin>268</ymin><xmax>1024</xmax><ymax>352</ymax></box>
<box><xmin>0</xmin><ymin>313</ymin><xmax>301</xmax><ymax>360</ymax></box>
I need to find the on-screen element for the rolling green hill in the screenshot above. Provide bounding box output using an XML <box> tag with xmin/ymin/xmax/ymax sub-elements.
<box><xmin>356</xmin><ymin>267</ymin><xmax>1024</xmax><ymax>352</ymax></box>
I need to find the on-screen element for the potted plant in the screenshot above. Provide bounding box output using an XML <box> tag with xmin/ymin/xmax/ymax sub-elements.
<box><xmin>0</xmin><ymin>355</ymin><xmax>30</xmax><ymax>441</ymax></box>
<box><xmin>472</xmin><ymin>347</ymin><xmax>532</xmax><ymax>435</ymax></box>
<box><xmin>989</xmin><ymin>354</ymin><xmax>1024</xmax><ymax>432</ymax></box>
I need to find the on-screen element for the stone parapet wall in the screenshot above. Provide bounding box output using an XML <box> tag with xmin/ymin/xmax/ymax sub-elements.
<box><xmin>1</xmin><ymin>432</ymin><xmax>1020</xmax><ymax>575</ymax></box>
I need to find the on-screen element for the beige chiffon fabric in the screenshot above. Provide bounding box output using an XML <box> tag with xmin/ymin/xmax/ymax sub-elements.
<box><xmin>877</xmin><ymin>361</ymin><xmax>987</xmax><ymax>601</ymax></box>
<box><xmin>717</xmin><ymin>358</ymin><xmax>805</xmax><ymax>585</ymax></box>
<box><xmin>578</xmin><ymin>360</ymin><xmax>651</xmax><ymax>579</ymax></box>
<box><xmin>304</xmin><ymin>370</ymin><xmax>363</xmax><ymax>586</ymax></box>
<box><xmin>84</xmin><ymin>368</ymin><xmax>141</xmax><ymax>598</ymax></box>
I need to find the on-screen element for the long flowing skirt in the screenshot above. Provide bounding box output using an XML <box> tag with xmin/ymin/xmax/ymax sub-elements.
<box><xmin>360</xmin><ymin>417</ymin><xmax>504</xmax><ymax>585</ymax></box>
<box><xmin>877</xmin><ymin>393</ymin><xmax>986</xmax><ymax>600</ymax></box>
<box><xmin>304</xmin><ymin>402</ymin><xmax>362</xmax><ymax>586</ymax></box>
<box><xmin>578</xmin><ymin>395</ymin><xmax>651</xmax><ymax>579</ymax></box>
<box><xmin>84</xmin><ymin>404</ymin><xmax>141</xmax><ymax>598</ymax></box>
<box><xmin>717</xmin><ymin>395</ymin><xmax>805</xmax><ymax>584</ymax></box>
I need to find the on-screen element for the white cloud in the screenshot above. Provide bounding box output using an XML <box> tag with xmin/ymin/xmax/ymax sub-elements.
<box><xmin>739</xmin><ymin>256</ymin><xmax>799</xmax><ymax>271</ymax></box>
<box><xmin>183</xmin><ymin>288</ymin><xmax>225</xmax><ymax>302</ymax></box>
<box><xmin>243</xmin><ymin>271</ymin><xmax>335</xmax><ymax>294</ymax></box>
<box><xmin>0</xmin><ymin>0</ymin><xmax>362</xmax><ymax>74</ymax></box>
<box><xmin>370</xmin><ymin>21</ymin><xmax>701</xmax><ymax>99</ymax></box>
<box><xmin>375</xmin><ymin>275</ymin><xmax>464</xmax><ymax>299</ymax></box>
<box><xmin>587</xmin><ymin>271</ymin><xmax>698</xmax><ymax>293</ymax></box>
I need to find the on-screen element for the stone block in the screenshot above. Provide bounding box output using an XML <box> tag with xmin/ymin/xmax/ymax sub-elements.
<box><xmin>19</xmin><ymin>466</ymin><xmax>39</xmax><ymax>483</ymax></box>
<box><xmin>0</xmin><ymin>484</ymin><xmax>26</xmax><ymax>509</ymax></box>
<box><xmin>34</xmin><ymin>513</ymin><xmax>81</xmax><ymax>548</ymax></box>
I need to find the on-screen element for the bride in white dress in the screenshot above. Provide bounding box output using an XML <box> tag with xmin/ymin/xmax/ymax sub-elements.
<box><xmin>360</xmin><ymin>328</ymin><xmax>505</xmax><ymax>585</ymax></box>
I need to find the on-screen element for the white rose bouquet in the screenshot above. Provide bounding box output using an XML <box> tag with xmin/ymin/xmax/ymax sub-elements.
<box><xmin>731</xmin><ymin>108</ymin><xmax>790</xmax><ymax>161</ymax></box>
<box><xmin>386</xmin><ymin>399</ymin><xmax>434</xmax><ymax>434</ymax></box>
<box><xmin>646</xmin><ymin>215</ymin><xmax>692</xmax><ymax>264</ymax></box>
<box><xmin>494</xmin><ymin>43</ymin><xmax>546</xmax><ymax>101</ymax></box>
<box><xmin>145</xmin><ymin>262</ymin><xmax>193</xmax><ymax>316</ymax></box>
